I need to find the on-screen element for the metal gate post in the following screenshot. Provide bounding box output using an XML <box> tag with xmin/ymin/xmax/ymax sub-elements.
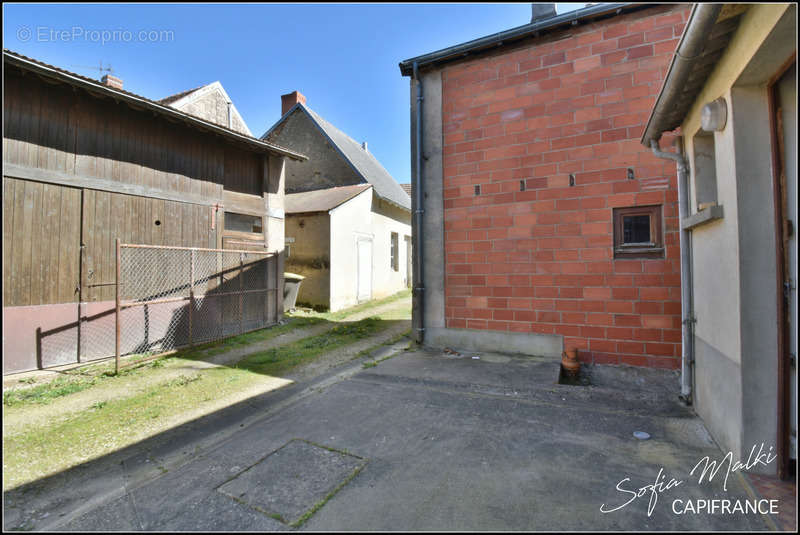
<box><xmin>262</xmin><ymin>256</ymin><xmax>269</xmax><ymax>327</ymax></box>
<box><xmin>189</xmin><ymin>249</ymin><xmax>195</xmax><ymax>346</ymax></box>
<box><xmin>275</xmin><ymin>251</ymin><xmax>280</xmax><ymax>323</ymax></box>
<box><xmin>115</xmin><ymin>238</ymin><xmax>121</xmax><ymax>375</ymax></box>
<box><xmin>239</xmin><ymin>252</ymin><xmax>244</xmax><ymax>334</ymax></box>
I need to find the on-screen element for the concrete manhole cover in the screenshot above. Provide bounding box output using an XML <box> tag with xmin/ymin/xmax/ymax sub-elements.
<box><xmin>217</xmin><ymin>439</ymin><xmax>366</xmax><ymax>526</ymax></box>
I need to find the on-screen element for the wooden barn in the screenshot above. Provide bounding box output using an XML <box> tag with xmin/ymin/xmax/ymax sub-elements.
<box><xmin>2</xmin><ymin>50</ymin><xmax>306</xmax><ymax>375</ymax></box>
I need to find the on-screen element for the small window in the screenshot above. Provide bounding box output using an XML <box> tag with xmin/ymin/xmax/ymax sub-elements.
<box><xmin>692</xmin><ymin>131</ymin><xmax>718</xmax><ymax>212</ymax></box>
<box><xmin>613</xmin><ymin>205</ymin><xmax>663</xmax><ymax>259</ymax></box>
<box><xmin>390</xmin><ymin>232</ymin><xmax>399</xmax><ymax>271</ymax></box>
<box><xmin>224</xmin><ymin>212</ymin><xmax>263</xmax><ymax>234</ymax></box>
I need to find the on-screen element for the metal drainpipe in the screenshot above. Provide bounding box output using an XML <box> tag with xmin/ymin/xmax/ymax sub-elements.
<box><xmin>650</xmin><ymin>138</ymin><xmax>694</xmax><ymax>404</ymax></box>
<box><xmin>412</xmin><ymin>61</ymin><xmax>425</xmax><ymax>344</ymax></box>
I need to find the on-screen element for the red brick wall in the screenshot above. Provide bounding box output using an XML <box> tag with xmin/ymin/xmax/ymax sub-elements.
<box><xmin>440</xmin><ymin>5</ymin><xmax>691</xmax><ymax>369</ymax></box>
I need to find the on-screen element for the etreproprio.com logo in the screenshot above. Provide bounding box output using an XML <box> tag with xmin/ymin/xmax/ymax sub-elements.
<box><xmin>16</xmin><ymin>25</ymin><xmax>174</xmax><ymax>45</ymax></box>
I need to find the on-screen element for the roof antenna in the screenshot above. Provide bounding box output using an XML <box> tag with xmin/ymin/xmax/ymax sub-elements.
<box><xmin>70</xmin><ymin>61</ymin><xmax>114</xmax><ymax>75</ymax></box>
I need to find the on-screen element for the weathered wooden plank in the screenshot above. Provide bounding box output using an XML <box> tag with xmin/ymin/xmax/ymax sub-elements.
<box><xmin>105</xmin><ymin>192</ymin><xmax>126</xmax><ymax>301</ymax></box>
<box><xmin>35</xmin><ymin>84</ymin><xmax>51</xmax><ymax>172</ymax></box>
<box><xmin>43</xmin><ymin>85</ymin><xmax>59</xmax><ymax>172</ymax></box>
<box><xmin>95</xmin><ymin>190</ymin><xmax>111</xmax><ymax>301</ymax></box>
<box><xmin>156</xmin><ymin>119</ymin><xmax>168</xmax><ymax>193</ymax></box>
<box><xmin>151</xmin><ymin>198</ymin><xmax>164</xmax><ymax>245</ymax></box>
<box><xmin>16</xmin><ymin>180</ymin><xmax>36</xmax><ymax>305</ymax></box>
<box><xmin>81</xmin><ymin>188</ymin><xmax>95</xmax><ymax>303</ymax></box>
<box><xmin>29</xmin><ymin>181</ymin><xmax>45</xmax><ymax>305</ymax></box>
<box><xmin>198</xmin><ymin>202</ymin><xmax>209</xmax><ymax>248</ymax></box>
<box><xmin>74</xmin><ymin>101</ymin><xmax>91</xmax><ymax>177</ymax></box>
<box><xmin>54</xmin><ymin>89</ymin><xmax>70</xmax><ymax>173</ymax></box>
<box><xmin>111</xmin><ymin>103</ymin><xmax>122</xmax><ymax>183</ymax></box>
<box><xmin>144</xmin><ymin>114</ymin><xmax>156</xmax><ymax>190</ymax></box>
<box><xmin>3</xmin><ymin>163</ymin><xmax>222</xmax><ymax>207</ymax></box>
<box><xmin>16</xmin><ymin>78</ymin><xmax>33</xmax><ymax>170</ymax></box>
<box><xmin>143</xmin><ymin>195</ymin><xmax>151</xmax><ymax>243</ymax></box>
<box><xmin>2</xmin><ymin>178</ymin><xmax>17</xmax><ymax>306</ymax></box>
<box><xmin>164</xmin><ymin>199</ymin><xmax>181</xmax><ymax>246</ymax></box>
<box><xmin>50</xmin><ymin>184</ymin><xmax>66</xmax><ymax>304</ymax></box>
<box><xmin>56</xmin><ymin>183</ymin><xmax>73</xmax><ymax>303</ymax></box>
<box><xmin>223</xmin><ymin>190</ymin><xmax>266</xmax><ymax>216</ymax></box>
<box><xmin>2</xmin><ymin>76</ymin><xmax>15</xmax><ymax>164</ymax></box>
<box><xmin>58</xmin><ymin>186</ymin><xmax>81</xmax><ymax>303</ymax></box>
<box><xmin>65</xmin><ymin>95</ymin><xmax>78</xmax><ymax>175</ymax></box>
<box><xmin>8</xmin><ymin>179</ymin><xmax>25</xmax><ymax>305</ymax></box>
<box><xmin>119</xmin><ymin>108</ymin><xmax>133</xmax><ymax>187</ymax></box>
<box><xmin>42</xmin><ymin>184</ymin><xmax>61</xmax><ymax>304</ymax></box>
<box><xmin>127</xmin><ymin>192</ymin><xmax>136</xmax><ymax>245</ymax></box>
<box><xmin>169</xmin><ymin>123</ymin><xmax>180</xmax><ymax>194</ymax></box>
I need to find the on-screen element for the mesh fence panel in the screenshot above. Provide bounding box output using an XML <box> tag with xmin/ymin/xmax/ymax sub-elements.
<box><xmin>28</xmin><ymin>244</ymin><xmax>279</xmax><ymax>372</ymax></box>
<box><xmin>116</xmin><ymin>244</ymin><xmax>279</xmax><ymax>361</ymax></box>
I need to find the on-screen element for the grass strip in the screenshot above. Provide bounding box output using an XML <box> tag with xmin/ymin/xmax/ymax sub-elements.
<box><xmin>234</xmin><ymin>316</ymin><xmax>387</xmax><ymax>376</ymax></box>
<box><xmin>2</xmin><ymin>316</ymin><xmax>323</xmax><ymax>407</ymax></box>
<box><xmin>294</xmin><ymin>289</ymin><xmax>411</xmax><ymax>322</ymax></box>
<box><xmin>3</xmin><ymin>316</ymin><xmax>389</xmax><ymax>491</ymax></box>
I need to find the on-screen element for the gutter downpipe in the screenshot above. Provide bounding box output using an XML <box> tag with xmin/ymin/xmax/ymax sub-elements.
<box><xmin>641</xmin><ymin>4</ymin><xmax>721</xmax><ymax>404</ymax></box>
<box><xmin>412</xmin><ymin>61</ymin><xmax>425</xmax><ymax>344</ymax></box>
<box><xmin>641</xmin><ymin>4</ymin><xmax>722</xmax><ymax>144</ymax></box>
<box><xmin>650</xmin><ymin>139</ymin><xmax>693</xmax><ymax>404</ymax></box>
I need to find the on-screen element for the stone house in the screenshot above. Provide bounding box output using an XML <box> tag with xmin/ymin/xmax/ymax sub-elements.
<box><xmin>400</xmin><ymin>3</ymin><xmax>691</xmax><ymax>366</ymax></box>
<box><xmin>159</xmin><ymin>81</ymin><xmax>253</xmax><ymax>136</ymax></box>
<box><xmin>642</xmin><ymin>3</ymin><xmax>796</xmax><ymax>477</ymax></box>
<box><xmin>263</xmin><ymin>92</ymin><xmax>412</xmax><ymax>311</ymax></box>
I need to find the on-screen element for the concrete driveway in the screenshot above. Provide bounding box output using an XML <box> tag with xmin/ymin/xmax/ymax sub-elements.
<box><xmin>4</xmin><ymin>347</ymin><xmax>774</xmax><ymax>531</ymax></box>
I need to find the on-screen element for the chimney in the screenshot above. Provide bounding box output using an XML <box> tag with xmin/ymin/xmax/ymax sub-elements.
<box><xmin>531</xmin><ymin>3</ymin><xmax>556</xmax><ymax>23</ymax></box>
<box><xmin>281</xmin><ymin>90</ymin><xmax>306</xmax><ymax>115</ymax></box>
<box><xmin>361</xmin><ymin>141</ymin><xmax>368</xmax><ymax>152</ymax></box>
<box><xmin>101</xmin><ymin>74</ymin><xmax>123</xmax><ymax>90</ymax></box>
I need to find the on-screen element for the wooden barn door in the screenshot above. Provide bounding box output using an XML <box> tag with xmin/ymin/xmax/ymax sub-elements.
<box><xmin>2</xmin><ymin>177</ymin><xmax>82</xmax><ymax>373</ymax></box>
<box><xmin>79</xmin><ymin>190</ymin><xmax>216</xmax><ymax>361</ymax></box>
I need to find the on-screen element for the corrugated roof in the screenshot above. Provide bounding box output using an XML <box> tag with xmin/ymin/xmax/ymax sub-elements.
<box><xmin>3</xmin><ymin>49</ymin><xmax>306</xmax><ymax>161</ymax></box>
<box><xmin>263</xmin><ymin>103</ymin><xmax>411</xmax><ymax>211</ymax></box>
<box><xmin>285</xmin><ymin>184</ymin><xmax>372</xmax><ymax>214</ymax></box>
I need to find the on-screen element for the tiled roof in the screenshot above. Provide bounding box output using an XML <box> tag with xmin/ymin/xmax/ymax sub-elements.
<box><xmin>264</xmin><ymin>103</ymin><xmax>411</xmax><ymax>211</ymax></box>
<box><xmin>158</xmin><ymin>85</ymin><xmax>206</xmax><ymax>105</ymax></box>
<box><xmin>400</xmin><ymin>183</ymin><xmax>412</xmax><ymax>196</ymax></box>
<box><xmin>285</xmin><ymin>184</ymin><xmax>372</xmax><ymax>214</ymax></box>
<box><xmin>3</xmin><ymin>49</ymin><xmax>306</xmax><ymax>161</ymax></box>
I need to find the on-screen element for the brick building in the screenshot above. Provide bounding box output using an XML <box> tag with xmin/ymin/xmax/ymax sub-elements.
<box><xmin>400</xmin><ymin>3</ymin><xmax>691</xmax><ymax>368</ymax></box>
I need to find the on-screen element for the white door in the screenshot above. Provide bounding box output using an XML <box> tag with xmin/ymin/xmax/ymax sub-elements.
<box><xmin>357</xmin><ymin>238</ymin><xmax>372</xmax><ymax>302</ymax></box>
<box><xmin>778</xmin><ymin>64</ymin><xmax>796</xmax><ymax>460</ymax></box>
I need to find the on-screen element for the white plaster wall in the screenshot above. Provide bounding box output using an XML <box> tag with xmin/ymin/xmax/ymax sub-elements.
<box><xmin>685</xmin><ymin>95</ymin><xmax>744</xmax><ymax>459</ymax></box>
<box><xmin>370</xmin><ymin>194</ymin><xmax>412</xmax><ymax>299</ymax></box>
<box><xmin>329</xmin><ymin>189</ymin><xmax>373</xmax><ymax>311</ymax></box>
<box><xmin>686</xmin><ymin>97</ymin><xmax>741</xmax><ymax>365</ymax></box>
<box><xmin>681</xmin><ymin>3</ymin><xmax>790</xmax><ymax>371</ymax></box>
<box><xmin>678</xmin><ymin>3</ymin><xmax>792</xmax><ymax>470</ymax></box>
<box><xmin>329</xmin><ymin>189</ymin><xmax>411</xmax><ymax>311</ymax></box>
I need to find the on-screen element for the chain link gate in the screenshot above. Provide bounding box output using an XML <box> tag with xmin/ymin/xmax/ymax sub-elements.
<box><xmin>114</xmin><ymin>240</ymin><xmax>280</xmax><ymax>373</ymax></box>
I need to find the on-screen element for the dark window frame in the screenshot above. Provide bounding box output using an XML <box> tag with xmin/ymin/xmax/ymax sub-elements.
<box><xmin>613</xmin><ymin>205</ymin><xmax>664</xmax><ymax>259</ymax></box>
<box><xmin>224</xmin><ymin>211</ymin><xmax>264</xmax><ymax>235</ymax></box>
